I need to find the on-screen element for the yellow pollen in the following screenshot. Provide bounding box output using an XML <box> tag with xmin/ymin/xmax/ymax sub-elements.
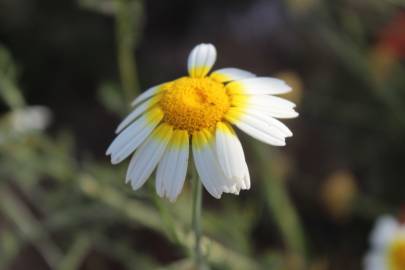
<box><xmin>159</xmin><ymin>77</ymin><xmax>230</xmax><ymax>133</ymax></box>
<box><xmin>389</xmin><ymin>238</ymin><xmax>405</xmax><ymax>270</ymax></box>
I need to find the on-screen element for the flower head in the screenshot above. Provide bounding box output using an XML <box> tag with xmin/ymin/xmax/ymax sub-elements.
<box><xmin>106</xmin><ymin>43</ymin><xmax>298</xmax><ymax>201</ymax></box>
<box><xmin>365</xmin><ymin>215</ymin><xmax>405</xmax><ymax>270</ymax></box>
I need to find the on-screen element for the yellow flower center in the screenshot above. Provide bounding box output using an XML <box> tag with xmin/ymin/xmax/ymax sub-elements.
<box><xmin>159</xmin><ymin>77</ymin><xmax>230</xmax><ymax>133</ymax></box>
<box><xmin>389</xmin><ymin>238</ymin><xmax>405</xmax><ymax>270</ymax></box>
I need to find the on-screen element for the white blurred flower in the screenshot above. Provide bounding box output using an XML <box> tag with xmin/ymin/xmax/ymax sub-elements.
<box><xmin>107</xmin><ymin>43</ymin><xmax>298</xmax><ymax>201</ymax></box>
<box><xmin>364</xmin><ymin>215</ymin><xmax>405</xmax><ymax>270</ymax></box>
<box><xmin>11</xmin><ymin>106</ymin><xmax>51</xmax><ymax>132</ymax></box>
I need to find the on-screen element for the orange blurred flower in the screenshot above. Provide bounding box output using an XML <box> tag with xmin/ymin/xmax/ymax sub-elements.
<box><xmin>377</xmin><ymin>11</ymin><xmax>405</xmax><ymax>59</ymax></box>
<box><xmin>370</xmin><ymin>12</ymin><xmax>405</xmax><ymax>81</ymax></box>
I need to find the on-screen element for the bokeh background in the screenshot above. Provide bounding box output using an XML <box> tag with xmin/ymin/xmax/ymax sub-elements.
<box><xmin>1</xmin><ymin>0</ymin><xmax>405</xmax><ymax>269</ymax></box>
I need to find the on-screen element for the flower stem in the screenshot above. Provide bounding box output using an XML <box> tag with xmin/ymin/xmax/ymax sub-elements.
<box><xmin>191</xmin><ymin>167</ymin><xmax>205</xmax><ymax>269</ymax></box>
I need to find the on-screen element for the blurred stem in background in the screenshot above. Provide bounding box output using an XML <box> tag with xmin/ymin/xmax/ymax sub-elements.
<box><xmin>191</xmin><ymin>165</ymin><xmax>207</xmax><ymax>270</ymax></box>
<box><xmin>252</xmin><ymin>142</ymin><xmax>307</xmax><ymax>269</ymax></box>
<box><xmin>0</xmin><ymin>45</ymin><xmax>25</xmax><ymax>110</ymax></box>
<box><xmin>0</xmin><ymin>75</ymin><xmax>25</xmax><ymax>110</ymax></box>
<box><xmin>115</xmin><ymin>0</ymin><xmax>143</xmax><ymax>101</ymax></box>
<box><xmin>0</xmin><ymin>185</ymin><xmax>62</xmax><ymax>269</ymax></box>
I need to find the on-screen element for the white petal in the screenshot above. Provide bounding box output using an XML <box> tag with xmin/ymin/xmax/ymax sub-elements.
<box><xmin>242</xmin><ymin>160</ymin><xmax>251</xmax><ymax>190</ymax></box>
<box><xmin>116</xmin><ymin>95</ymin><xmax>161</xmax><ymax>134</ymax></box>
<box><xmin>232</xmin><ymin>96</ymin><xmax>298</xmax><ymax>119</ymax></box>
<box><xmin>106</xmin><ymin>108</ymin><xmax>163</xmax><ymax>164</ymax></box>
<box><xmin>267</xmin><ymin>117</ymin><xmax>293</xmax><ymax>137</ymax></box>
<box><xmin>227</xmin><ymin>77</ymin><xmax>291</xmax><ymax>95</ymax></box>
<box><xmin>210</xmin><ymin>68</ymin><xmax>256</xmax><ymax>83</ymax></box>
<box><xmin>370</xmin><ymin>215</ymin><xmax>399</xmax><ymax>249</ymax></box>
<box><xmin>126</xmin><ymin>124</ymin><xmax>173</xmax><ymax>189</ymax></box>
<box><xmin>247</xmin><ymin>95</ymin><xmax>296</xmax><ymax>109</ymax></box>
<box><xmin>192</xmin><ymin>133</ymin><xmax>222</xmax><ymax>198</ymax></box>
<box><xmin>110</xmin><ymin>126</ymin><xmax>154</xmax><ymax>164</ymax></box>
<box><xmin>243</xmin><ymin>108</ymin><xmax>293</xmax><ymax>137</ymax></box>
<box><xmin>187</xmin><ymin>43</ymin><xmax>217</xmax><ymax>78</ymax></box>
<box><xmin>247</xmin><ymin>96</ymin><xmax>299</xmax><ymax>119</ymax></box>
<box><xmin>130</xmin><ymin>84</ymin><xmax>163</xmax><ymax>107</ymax></box>
<box><xmin>192</xmin><ymin>129</ymin><xmax>246</xmax><ymax>198</ymax></box>
<box><xmin>155</xmin><ymin>130</ymin><xmax>189</xmax><ymax>202</ymax></box>
<box><xmin>255</xmin><ymin>107</ymin><xmax>299</xmax><ymax>119</ymax></box>
<box><xmin>226</xmin><ymin>108</ymin><xmax>286</xmax><ymax>146</ymax></box>
<box><xmin>215</xmin><ymin>122</ymin><xmax>249</xmax><ymax>184</ymax></box>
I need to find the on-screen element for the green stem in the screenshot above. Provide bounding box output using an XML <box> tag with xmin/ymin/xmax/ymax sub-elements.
<box><xmin>191</xmin><ymin>167</ymin><xmax>205</xmax><ymax>269</ymax></box>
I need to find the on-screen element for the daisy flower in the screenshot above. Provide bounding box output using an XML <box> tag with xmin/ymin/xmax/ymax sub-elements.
<box><xmin>365</xmin><ymin>215</ymin><xmax>405</xmax><ymax>270</ymax></box>
<box><xmin>106</xmin><ymin>43</ymin><xmax>298</xmax><ymax>201</ymax></box>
